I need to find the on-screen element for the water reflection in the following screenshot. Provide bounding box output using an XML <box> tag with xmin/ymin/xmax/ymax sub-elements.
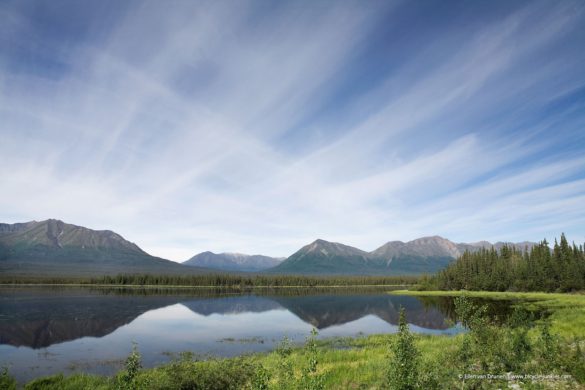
<box><xmin>0</xmin><ymin>287</ymin><xmax>461</xmax><ymax>350</ymax></box>
<box><xmin>0</xmin><ymin>288</ymin><xmax>188</xmax><ymax>348</ymax></box>
<box><xmin>0</xmin><ymin>287</ymin><xmax>513</xmax><ymax>383</ymax></box>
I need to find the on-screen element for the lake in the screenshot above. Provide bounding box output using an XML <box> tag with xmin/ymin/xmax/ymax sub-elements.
<box><xmin>0</xmin><ymin>286</ymin><xmax>513</xmax><ymax>383</ymax></box>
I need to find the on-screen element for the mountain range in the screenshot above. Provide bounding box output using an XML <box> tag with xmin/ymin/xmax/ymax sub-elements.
<box><xmin>183</xmin><ymin>252</ymin><xmax>284</xmax><ymax>272</ymax></box>
<box><xmin>268</xmin><ymin>236</ymin><xmax>537</xmax><ymax>275</ymax></box>
<box><xmin>0</xmin><ymin>219</ymin><xmax>538</xmax><ymax>277</ymax></box>
<box><xmin>0</xmin><ymin>219</ymin><xmax>211</xmax><ymax>277</ymax></box>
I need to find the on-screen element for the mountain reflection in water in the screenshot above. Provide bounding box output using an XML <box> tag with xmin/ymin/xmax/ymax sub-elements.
<box><xmin>0</xmin><ymin>287</ymin><xmax>512</xmax><ymax>383</ymax></box>
<box><xmin>0</xmin><ymin>287</ymin><xmax>473</xmax><ymax>349</ymax></box>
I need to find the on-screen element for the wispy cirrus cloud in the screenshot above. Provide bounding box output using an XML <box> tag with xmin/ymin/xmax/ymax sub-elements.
<box><xmin>0</xmin><ymin>0</ymin><xmax>584</xmax><ymax>260</ymax></box>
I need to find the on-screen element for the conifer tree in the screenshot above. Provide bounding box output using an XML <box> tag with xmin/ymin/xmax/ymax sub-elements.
<box><xmin>434</xmin><ymin>235</ymin><xmax>585</xmax><ymax>292</ymax></box>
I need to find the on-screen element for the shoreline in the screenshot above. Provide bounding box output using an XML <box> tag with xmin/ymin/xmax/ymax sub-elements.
<box><xmin>0</xmin><ymin>283</ymin><xmax>412</xmax><ymax>289</ymax></box>
<box><xmin>2</xmin><ymin>290</ymin><xmax>584</xmax><ymax>388</ymax></box>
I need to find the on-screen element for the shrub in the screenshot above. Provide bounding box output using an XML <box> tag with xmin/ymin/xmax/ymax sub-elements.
<box><xmin>117</xmin><ymin>343</ymin><xmax>143</xmax><ymax>390</ymax></box>
<box><xmin>145</xmin><ymin>358</ymin><xmax>258</xmax><ymax>390</ymax></box>
<box><xmin>0</xmin><ymin>367</ymin><xmax>16</xmax><ymax>390</ymax></box>
<box><xmin>565</xmin><ymin>339</ymin><xmax>585</xmax><ymax>383</ymax></box>
<box><xmin>24</xmin><ymin>374</ymin><xmax>65</xmax><ymax>390</ymax></box>
<box><xmin>251</xmin><ymin>364</ymin><xmax>270</xmax><ymax>390</ymax></box>
<box><xmin>275</xmin><ymin>336</ymin><xmax>294</xmax><ymax>388</ymax></box>
<box><xmin>387</xmin><ymin>307</ymin><xmax>420</xmax><ymax>390</ymax></box>
<box><xmin>299</xmin><ymin>328</ymin><xmax>324</xmax><ymax>390</ymax></box>
<box><xmin>454</xmin><ymin>295</ymin><xmax>498</xmax><ymax>371</ymax></box>
<box><xmin>536</xmin><ymin>321</ymin><xmax>562</xmax><ymax>373</ymax></box>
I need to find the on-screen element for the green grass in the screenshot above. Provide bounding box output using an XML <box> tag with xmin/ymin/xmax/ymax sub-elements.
<box><xmin>390</xmin><ymin>290</ymin><xmax>585</xmax><ymax>338</ymax></box>
<box><xmin>9</xmin><ymin>291</ymin><xmax>585</xmax><ymax>389</ymax></box>
<box><xmin>3</xmin><ymin>331</ymin><xmax>456</xmax><ymax>389</ymax></box>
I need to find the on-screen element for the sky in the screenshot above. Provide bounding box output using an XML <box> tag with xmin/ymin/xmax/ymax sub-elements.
<box><xmin>1</xmin><ymin>0</ymin><xmax>584</xmax><ymax>261</ymax></box>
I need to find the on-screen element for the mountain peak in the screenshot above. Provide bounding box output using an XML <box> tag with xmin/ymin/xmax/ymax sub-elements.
<box><xmin>303</xmin><ymin>239</ymin><xmax>368</xmax><ymax>257</ymax></box>
<box><xmin>270</xmin><ymin>239</ymin><xmax>371</xmax><ymax>274</ymax></box>
<box><xmin>0</xmin><ymin>219</ymin><xmax>145</xmax><ymax>254</ymax></box>
<box><xmin>411</xmin><ymin>235</ymin><xmax>449</xmax><ymax>242</ymax></box>
<box><xmin>184</xmin><ymin>251</ymin><xmax>282</xmax><ymax>272</ymax></box>
<box><xmin>0</xmin><ymin>219</ymin><xmax>211</xmax><ymax>277</ymax></box>
<box><xmin>372</xmin><ymin>236</ymin><xmax>459</xmax><ymax>259</ymax></box>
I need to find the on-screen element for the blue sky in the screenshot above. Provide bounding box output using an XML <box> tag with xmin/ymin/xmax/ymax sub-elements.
<box><xmin>1</xmin><ymin>0</ymin><xmax>584</xmax><ymax>261</ymax></box>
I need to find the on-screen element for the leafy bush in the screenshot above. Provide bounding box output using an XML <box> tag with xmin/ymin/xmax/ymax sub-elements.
<box><xmin>387</xmin><ymin>307</ymin><xmax>420</xmax><ymax>390</ymax></box>
<box><xmin>117</xmin><ymin>343</ymin><xmax>143</xmax><ymax>390</ymax></box>
<box><xmin>143</xmin><ymin>358</ymin><xmax>258</xmax><ymax>390</ymax></box>
<box><xmin>565</xmin><ymin>339</ymin><xmax>585</xmax><ymax>382</ymax></box>
<box><xmin>299</xmin><ymin>328</ymin><xmax>325</xmax><ymax>390</ymax></box>
<box><xmin>0</xmin><ymin>367</ymin><xmax>16</xmax><ymax>390</ymax></box>
<box><xmin>251</xmin><ymin>364</ymin><xmax>270</xmax><ymax>390</ymax></box>
<box><xmin>275</xmin><ymin>336</ymin><xmax>294</xmax><ymax>388</ymax></box>
<box><xmin>24</xmin><ymin>374</ymin><xmax>65</xmax><ymax>390</ymax></box>
<box><xmin>537</xmin><ymin>321</ymin><xmax>561</xmax><ymax>371</ymax></box>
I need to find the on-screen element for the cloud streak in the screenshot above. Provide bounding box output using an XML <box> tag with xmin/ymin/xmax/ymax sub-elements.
<box><xmin>1</xmin><ymin>0</ymin><xmax>584</xmax><ymax>260</ymax></box>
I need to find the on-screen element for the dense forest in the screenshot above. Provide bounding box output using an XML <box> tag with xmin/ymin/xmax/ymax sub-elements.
<box><xmin>92</xmin><ymin>274</ymin><xmax>419</xmax><ymax>287</ymax></box>
<box><xmin>0</xmin><ymin>273</ymin><xmax>419</xmax><ymax>287</ymax></box>
<box><xmin>434</xmin><ymin>234</ymin><xmax>585</xmax><ymax>292</ymax></box>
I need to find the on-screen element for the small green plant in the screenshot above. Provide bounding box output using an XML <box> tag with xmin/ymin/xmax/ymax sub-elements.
<box><xmin>507</xmin><ymin>305</ymin><xmax>533</xmax><ymax>328</ymax></box>
<box><xmin>118</xmin><ymin>343</ymin><xmax>142</xmax><ymax>390</ymax></box>
<box><xmin>276</xmin><ymin>336</ymin><xmax>293</xmax><ymax>358</ymax></box>
<box><xmin>251</xmin><ymin>364</ymin><xmax>271</xmax><ymax>390</ymax></box>
<box><xmin>300</xmin><ymin>328</ymin><xmax>324</xmax><ymax>390</ymax></box>
<box><xmin>537</xmin><ymin>321</ymin><xmax>560</xmax><ymax>371</ymax></box>
<box><xmin>275</xmin><ymin>336</ymin><xmax>294</xmax><ymax>388</ymax></box>
<box><xmin>454</xmin><ymin>295</ymin><xmax>488</xmax><ymax>330</ymax></box>
<box><xmin>0</xmin><ymin>367</ymin><xmax>16</xmax><ymax>390</ymax></box>
<box><xmin>509</xmin><ymin>327</ymin><xmax>531</xmax><ymax>368</ymax></box>
<box><xmin>566</xmin><ymin>339</ymin><xmax>585</xmax><ymax>382</ymax></box>
<box><xmin>454</xmin><ymin>295</ymin><xmax>496</xmax><ymax>371</ymax></box>
<box><xmin>501</xmin><ymin>306</ymin><xmax>533</xmax><ymax>370</ymax></box>
<box><xmin>158</xmin><ymin>357</ymin><xmax>257</xmax><ymax>389</ymax></box>
<box><xmin>24</xmin><ymin>374</ymin><xmax>66</xmax><ymax>390</ymax></box>
<box><xmin>387</xmin><ymin>307</ymin><xmax>420</xmax><ymax>390</ymax></box>
<box><xmin>457</xmin><ymin>335</ymin><xmax>472</xmax><ymax>370</ymax></box>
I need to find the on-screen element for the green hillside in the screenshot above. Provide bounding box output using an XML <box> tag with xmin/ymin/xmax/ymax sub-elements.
<box><xmin>268</xmin><ymin>236</ymin><xmax>536</xmax><ymax>276</ymax></box>
<box><xmin>0</xmin><ymin>219</ymin><xmax>210</xmax><ymax>277</ymax></box>
<box><xmin>267</xmin><ymin>239</ymin><xmax>451</xmax><ymax>275</ymax></box>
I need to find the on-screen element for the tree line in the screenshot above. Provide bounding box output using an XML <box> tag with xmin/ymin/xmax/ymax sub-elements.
<box><xmin>432</xmin><ymin>234</ymin><xmax>585</xmax><ymax>292</ymax></box>
<box><xmin>90</xmin><ymin>273</ymin><xmax>418</xmax><ymax>287</ymax></box>
<box><xmin>0</xmin><ymin>273</ymin><xmax>419</xmax><ymax>287</ymax></box>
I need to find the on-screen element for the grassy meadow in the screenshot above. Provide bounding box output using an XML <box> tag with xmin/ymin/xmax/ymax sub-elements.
<box><xmin>390</xmin><ymin>290</ymin><xmax>585</xmax><ymax>339</ymax></box>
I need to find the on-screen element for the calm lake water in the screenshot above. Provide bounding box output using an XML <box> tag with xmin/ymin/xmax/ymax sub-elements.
<box><xmin>0</xmin><ymin>286</ymin><xmax>514</xmax><ymax>383</ymax></box>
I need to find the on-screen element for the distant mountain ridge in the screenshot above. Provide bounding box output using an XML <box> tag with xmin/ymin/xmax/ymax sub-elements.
<box><xmin>372</xmin><ymin>235</ymin><xmax>536</xmax><ymax>260</ymax></box>
<box><xmin>0</xmin><ymin>218</ymin><xmax>540</xmax><ymax>277</ymax></box>
<box><xmin>184</xmin><ymin>251</ymin><xmax>284</xmax><ymax>272</ymax></box>
<box><xmin>270</xmin><ymin>236</ymin><xmax>538</xmax><ymax>275</ymax></box>
<box><xmin>0</xmin><ymin>219</ymin><xmax>146</xmax><ymax>254</ymax></box>
<box><xmin>271</xmin><ymin>239</ymin><xmax>374</xmax><ymax>275</ymax></box>
<box><xmin>0</xmin><ymin>219</ymin><xmax>211</xmax><ymax>277</ymax></box>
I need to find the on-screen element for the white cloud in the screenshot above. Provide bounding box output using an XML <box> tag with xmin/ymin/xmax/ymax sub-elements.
<box><xmin>0</xmin><ymin>0</ymin><xmax>584</xmax><ymax>260</ymax></box>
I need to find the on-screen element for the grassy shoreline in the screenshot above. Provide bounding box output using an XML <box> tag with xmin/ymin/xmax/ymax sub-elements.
<box><xmin>390</xmin><ymin>289</ymin><xmax>585</xmax><ymax>338</ymax></box>
<box><xmin>389</xmin><ymin>289</ymin><xmax>585</xmax><ymax>299</ymax></box>
<box><xmin>3</xmin><ymin>290</ymin><xmax>585</xmax><ymax>389</ymax></box>
<box><xmin>4</xmin><ymin>333</ymin><xmax>462</xmax><ymax>390</ymax></box>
